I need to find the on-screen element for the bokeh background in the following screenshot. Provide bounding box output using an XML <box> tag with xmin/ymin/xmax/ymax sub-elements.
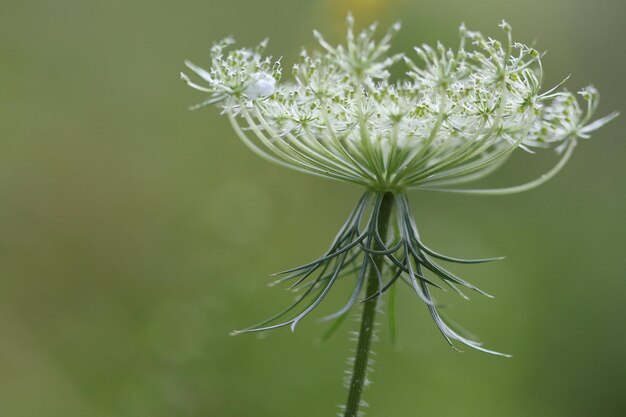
<box><xmin>1</xmin><ymin>0</ymin><xmax>625</xmax><ymax>416</ymax></box>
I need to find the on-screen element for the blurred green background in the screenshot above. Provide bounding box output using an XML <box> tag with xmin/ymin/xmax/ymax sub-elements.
<box><xmin>1</xmin><ymin>0</ymin><xmax>625</xmax><ymax>416</ymax></box>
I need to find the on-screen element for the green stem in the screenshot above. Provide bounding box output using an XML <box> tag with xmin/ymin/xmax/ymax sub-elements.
<box><xmin>343</xmin><ymin>191</ymin><xmax>395</xmax><ymax>417</ymax></box>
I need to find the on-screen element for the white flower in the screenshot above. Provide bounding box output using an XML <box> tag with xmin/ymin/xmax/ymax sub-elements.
<box><xmin>182</xmin><ymin>16</ymin><xmax>617</xmax><ymax>356</ymax></box>
<box><xmin>182</xmin><ymin>17</ymin><xmax>617</xmax><ymax>193</ymax></box>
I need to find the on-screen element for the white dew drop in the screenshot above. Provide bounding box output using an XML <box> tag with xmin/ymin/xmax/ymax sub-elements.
<box><xmin>245</xmin><ymin>73</ymin><xmax>276</xmax><ymax>99</ymax></box>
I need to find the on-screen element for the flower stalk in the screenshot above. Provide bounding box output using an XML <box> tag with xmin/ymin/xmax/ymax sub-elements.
<box><xmin>343</xmin><ymin>191</ymin><xmax>394</xmax><ymax>417</ymax></box>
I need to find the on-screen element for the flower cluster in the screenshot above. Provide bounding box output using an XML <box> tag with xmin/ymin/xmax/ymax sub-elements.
<box><xmin>182</xmin><ymin>16</ymin><xmax>616</xmax><ymax>192</ymax></box>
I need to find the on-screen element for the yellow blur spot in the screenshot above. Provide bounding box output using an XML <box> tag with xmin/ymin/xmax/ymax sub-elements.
<box><xmin>312</xmin><ymin>0</ymin><xmax>394</xmax><ymax>36</ymax></box>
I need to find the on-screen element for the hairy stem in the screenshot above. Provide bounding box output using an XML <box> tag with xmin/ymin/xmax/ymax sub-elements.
<box><xmin>343</xmin><ymin>191</ymin><xmax>395</xmax><ymax>417</ymax></box>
